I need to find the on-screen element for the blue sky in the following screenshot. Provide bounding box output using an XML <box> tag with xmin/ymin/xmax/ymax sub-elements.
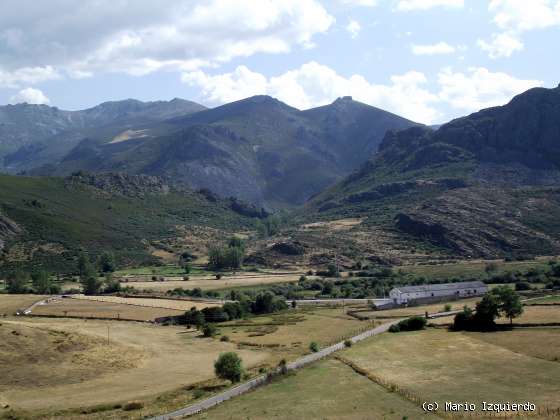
<box><xmin>0</xmin><ymin>0</ymin><xmax>559</xmax><ymax>124</ymax></box>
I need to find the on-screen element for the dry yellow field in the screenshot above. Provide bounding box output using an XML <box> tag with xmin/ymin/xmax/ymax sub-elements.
<box><xmin>31</xmin><ymin>297</ymin><xmax>184</xmax><ymax>321</ymax></box>
<box><xmin>0</xmin><ymin>294</ymin><xmax>46</xmax><ymax>316</ymax></box>
<box><xmin>502</xmin><ymin>305</ymin><xmax>560</xmax><ymax>324</ymax></box>
<box><xmin>0</xmin><ymin>317</ymin><xmax>270</xmax><ymax>411</ymax></box>
<box><xmin>72</xmin><ymin>295</ymin><xmax>221</xmax><ymax>310</ymax></box>
<box><xmin>341</xmin><ymin>328</ymin><xmax>560</xmax><ymax>413</ymax></box>
<box><xmin>129</xmin><ymin>273</ymin><xmax>302</xmax><ymax>292</ymax></box>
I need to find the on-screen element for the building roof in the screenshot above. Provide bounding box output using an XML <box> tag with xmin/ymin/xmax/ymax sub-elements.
<box><xmin>391</xmin><ymin>281</ymin><xmax>487</xmax><ymax>295</ymax></box>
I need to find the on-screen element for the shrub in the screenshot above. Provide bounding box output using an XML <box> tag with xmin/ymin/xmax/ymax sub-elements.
<box><xmin>220</xmin><ymin>335</ymin><xmax>230</xmax><ymax>342</ymax></box>
<box><xmin>443</xmin><ymin>303</ymin><xmax>452</xmax><ymax>312</ymax></box>
<box><xmin>309</xmin><ymin>341</ymin><xmax>320</xmax><ymax>352</ymax></box>
<box><xmin>202</xmin><ymin>323</ymin><xmax>217</xmax><ymax>337</ymax></box>
<box><xmin>214</xmin><ymin>352</ymin><xmax>244</xmax><ymax>383</ymax></box>
<box><xmin>122</xmin><ymin>401</ymin><xmax>143</xmax><ymax>411</ymax></box>
<box><xmin>183</xmin><ymin>276</ymin><xmax>190</xmax><ymax>281</ymax></box>
<box><xmin>344</xmin><ymin>339</ymin><xmax>353</xmax><ymax>348</ymax></box>
<box><xmin>515</xmin><ymin>281</ymin><xmax>530</xmax><ymax>291</ymax></box>
<box><xmin>215</xmin><ymin>274</ymin><xmax>222</xmax><ymax>280</ymax></box>
<box><xmin>388</xmin><ymin>324</ymin><xmax>400</xmax><ymax>333</ymax></box>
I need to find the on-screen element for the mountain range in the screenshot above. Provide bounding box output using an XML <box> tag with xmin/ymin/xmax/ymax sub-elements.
<box><xmin>303</xmin><ymin>85</ymin><xmax>560</xmax><ymax>260</ymax></box>
<box><xmin>1</xmin><ymin>96</ymin><xmax>419</xmax><ymax>208</ymax></box>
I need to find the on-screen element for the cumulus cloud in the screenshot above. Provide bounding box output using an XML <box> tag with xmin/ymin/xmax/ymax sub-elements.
<box><xmin>0</xmin><ymin>66</ymin><xmax>60</xmax><ymax>89</ymax></box>
<box><xmin>339</xmin><ymin>0</ymin><xmax>378</xmax><ymax>6</ymax></box>
<box><xmin>346</xmin><ymin>20</ymin><xmax>362</xmax><ymax>38</ymax></box>
<box><xmin>437</xmin><ymin>67</ymin><xmax>542</xmax><ymax>111</ymax></box>
<box><xmin>9</xmin><ymin>87</ymin><xmax>50</xmax><ymax>104</ymax></box>
<box><xmin>412</xmin><ymin>42</ymin><xmax>455</xmax><ymax>55</ymax></box>
<box><xmin>477</xmin><ymin>33</ymin><xmax>524</xmax><ymax>59</ymax></box>
<box><xmin>478</xmin><ymin>0</ymin><xmax>560</xmax><ymax>58</ymax></box>
<box><xmin>182</xmin><ymin>62</ymin><xmax>441</xmax><ymax>123</ymax></box>
<box><xmin>0</xmin><ymin>0</ymin><xmax>333</xmax><ymax>81</ymax></box>
<box><xmin>396</xmin><ymin>0</ymin><xmax>464</xmax><ymax>11</ymax></box>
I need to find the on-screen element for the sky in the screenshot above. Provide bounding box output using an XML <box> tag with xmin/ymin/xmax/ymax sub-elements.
<box><xmin>0</xmin><ymin>0</ymin><xmax>559</xmax><ymax>124</ymax></box>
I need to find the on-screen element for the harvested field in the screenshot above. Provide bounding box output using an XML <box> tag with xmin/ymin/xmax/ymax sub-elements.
<box><xmin>0</xmin><ymin>294</ymin><xmax>46</xmax><ymax>316</ymax></box>
<box><xmin>341</xmin><ymin>328</ymin><xmax>560</xmax><ymax>413</ymax></box>
<box><xmin>502</xmin><ymin>305</ymin><xmax>560</xmax><ymax>324</ymax></box>
<box><xmin>0</xmin><ymin>317</ymin><xmax>269</xmax><ymax>411</ymax></box>
<box><xmin>194</xmin><ymin>359</ymin><xmax>435</xmax><ymax>420</ymax></box>
<box><xmin>73</xmin><ymin>295</ymin><xmax>221</xmax><ymax>310</ymax></box>
<box><xmin>31</xmin><ymin>297</ymin><xmax>184</xmax><ymax>321</ymax></box>
<box><xmin>129</xmin><ymin>273</ymin><xmax>303</xmax><ymax>292</ymax></box>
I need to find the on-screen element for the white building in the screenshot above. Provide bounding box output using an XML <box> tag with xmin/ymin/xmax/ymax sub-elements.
<box><xmin>389</xmin><ymin>281</ymin><xmax>488</xmax><ymax>305</ymax></box>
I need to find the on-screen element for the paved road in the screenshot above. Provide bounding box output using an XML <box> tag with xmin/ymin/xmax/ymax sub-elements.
<box><xmin>150</xmin><ymin>319</ymin><xmax>400</xmax><ymax>420</ymax></box>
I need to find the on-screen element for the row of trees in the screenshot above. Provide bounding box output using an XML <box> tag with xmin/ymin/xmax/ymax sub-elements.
<box><xmin>207</xmin><ymin>237</ymin><xmax>246</xmax><ymax>270</ymax></box>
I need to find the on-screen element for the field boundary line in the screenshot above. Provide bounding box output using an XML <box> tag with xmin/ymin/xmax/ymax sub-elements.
<box><xmin>149</xmin><ymin>319</ymin><xmax>401</xmax><ymax>419</ymax></box>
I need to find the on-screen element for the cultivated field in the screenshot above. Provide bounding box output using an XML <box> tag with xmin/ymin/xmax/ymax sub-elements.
<box><xmin>194</xmin><ymin>358</ymin><xmax>435</xmax><ymax>420</ymax></box>
<box><xmin>340</xmin><ymin>328</ymin><xmax>560</xmax><ymax>414</ymax></box>
<box><xmin>0</xmin><ymin>317</ymin><xmax>270</xmax><ymax>413</ymax></box>
<box><xmin>31</xmin><ymin>297</ymin><xmax>185</xmax><ymax>321</ymax></box>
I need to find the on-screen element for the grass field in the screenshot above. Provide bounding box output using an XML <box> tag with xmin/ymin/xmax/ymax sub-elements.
<box><xmin>502</xmin><ymin>305</ymin><xmax>560</xmax><ymax>324</ymax></box>
<box><xmin>73</xmin><ymin>295</ymin><xmax>221</xmax><ymax>310</ymax></box>
<box><xmin>129</xmin><ymin>273</ymin><xmax>303</xmax><ymax>292</ymax></box>
<box><xmin>217</xmin><ymin>307</ymin><xmax>373</xmax><ymax>363</ymax></box>
<box><xmin>526</xmin><ymin>294</ymin><xmax>560</xmax><ymax>304</ymax></box>
<box><xmin>0</xmin><ymin>294</ymin><xmax>45</xmax><ymax>315</ymax></box>
<box><xmin>0</xmin><ymin>317</ymin><xmax>269</xmax><ymax>413</ymax></box>
<box><xmin>31</xmin><ymin>297</ymin><xmax>185</xmax><ymax>321</ymax></box>
<box><xmin>466</xmin><ymin>329</ymin><xmax>560</xmax><ymax>362</ymax></box>
<box><xmin>194</xmin><ymin>359</ymin><xmax>435</xmax><ymax>420</ymax></box>
<box><xmin>340</xmin><ymin>328</ymin><xmax>560</xmax><ymax>414</ymax></box>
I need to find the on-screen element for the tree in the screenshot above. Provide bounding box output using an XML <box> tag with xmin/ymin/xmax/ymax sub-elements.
<box><xmin>80</xmin><ymin>261</ymin><xmax>102</xmax><ymax>295</ymax></box>
<box><xmin>77</xmin><ymin>253</ymin><xmax>89</xmax><ymax>276</ymax></box>
<box><xmin>492</xmin><ymin>286</ymin><xmax>524</xmax><ymax>325</ymax></box>
<box><xmin>214</xmin><ymin>352</ymin><xmax>243</xmax><ymax>383</ymax></box>
<box><xmin>98</xmin><ymin>252</ymin><xmax>116</xmax><ymax>273</ymax></box>
<box><xmin>474</xmin><ymin>293</ymin><xmax>500</xmax><ymax>327</ymax></box>
<box><xmin>202</xmin><ymin>323</ymin><xmax>217</xmax><ymax>337</ymax></box>
<box><xmin>103</xmin><ymin>273</ymin><xmax>121</xmax><ymax>293</ymax></box>
<box><xmin>6</xmin><ymin>270</ymin><xmax>28</xmax><ymax>294</ymax></box>
<box><xmin>31</xmin><ymin>270</ymin><xmax>57</xmax><ymax>294</ymax></box>
<box><xmin>309</xmin><ymin>341</ymin><xmax>320</xmax><ymax>352</ymax></box>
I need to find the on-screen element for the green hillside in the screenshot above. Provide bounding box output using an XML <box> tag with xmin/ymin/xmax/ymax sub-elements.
<box><xmin>0</xmin><ymin>173</ymin><xmax>256</xmax><ymax>273</ymax></box>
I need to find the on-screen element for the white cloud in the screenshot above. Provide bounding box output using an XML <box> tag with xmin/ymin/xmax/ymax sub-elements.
<box><xmin>437</xmin><ymin>67</ymin><xmax>542</xmax><ymax>111</ymax></box>
<box><xmin>340</xmin><ymin>0</ymin><xmax>378</xmax><ymax>6</ymax></box>
<box><xmin>396</xmin><ymin>0</ymin><xmax>464</xmax><ymax>11</ymax></box>
<box><xmin>0</xmin><ymin>66</ymin><xmax>60</xmax><ymax>89</ymax></box>
<box><xmin>9</xmin><ymin>87</ymin><xmax>50</xmax><ymax>104</ymax></box>
<box><xmin>0</xmin><ymin>0</ymin><xmax>333</xmax><ymax>79</ymax></box>
<box><xmin>346</xmin><ymin>20</ymin><xmax>362</xmax><ymax>38</ymax></box>
<box><xmin>479</xmin><ymin>1</ymin><xmax>560</xmax><ymax>58</ymax></box>
<box><xmin>182</xmin><ymin>62</ymin><xmax>441</xmax><ymax>124</ymax></box>
<box><xmin>412</xmin><ymin>42</ymin><xmax>455</xmax><ymax>55</ymax></box>
<box><xmin>477</xmin><ymin>33</ymin><xmax>524</xmax><ymax>59</ymax></box>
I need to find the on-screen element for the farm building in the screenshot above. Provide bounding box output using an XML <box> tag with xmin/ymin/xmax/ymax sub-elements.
<box><xmin>389</xmin><ymin>281</ymin><xmax>487</xmax><ymax>305</ymax></box>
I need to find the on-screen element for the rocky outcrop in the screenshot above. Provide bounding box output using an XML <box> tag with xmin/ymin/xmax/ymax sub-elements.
<box><xmin>0</xmin><ymin>214</ymin><xmax>21</xmax><ymax>250</ymax></box>
<box><xmin>65</xmin><ymin>172</ymin><xmax>171</xmax><ymax>197</ymax></box>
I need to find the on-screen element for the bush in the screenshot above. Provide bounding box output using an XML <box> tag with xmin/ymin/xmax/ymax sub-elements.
<box><xmin>515</xmin><ymin>281</ymin><xmax>531</xmax><ymax>291</ymax></box>
<box><xmin>122</xmin><ymin>401</ymin><xmax>143</xmax><ymax>411</ymax></box>
<box><xmin>309</xmin><ymin>341</ymin><xmax>320</xmax><ymax>352</ymax></box>
<box><xmin>344</xmin><ymin>339</ymin><xmax>353</xmax><ymax>347</ymax></box>
<box><xmin>392</xmin><ymin>316</ymin><xmax>427</xmax><ymax>332</ymax></box>
<box><xmin>214</xmin><ymin>352</ymin><xmax>244</xmax><ymax>383</ymax></box>
<box><xmin>388</xmin><ymin>324</ymin><xmax>400</xmax><ymax>333</ymax></box>
<box><xmin>220</xmin><ymin>335</ymin><xmax>230</xmax><ymax>342</ymax></box>
<box><xmin>215</xmin><ymin>274</ymin><xmax>222</xmax><ymax>280</ymax></box>
<box><xmin>183</xmin><ymin>276</ymin><xmax>190</xmax><ymax>281</ymax></box>
<box><xmin>202</xmin><ymin>323</ymin><xmax>217</xmax><ymax>337</ymax></box>
<box><xmin>443</xmin><ymin>303</ymin><xmax>452</xmax><ymax>312</ymax></box>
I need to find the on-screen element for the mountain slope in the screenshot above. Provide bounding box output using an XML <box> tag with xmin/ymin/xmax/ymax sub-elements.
<box><xmin>1</xmin><ymin>98</ymin><xmax>206</xmax><ymax>173</ymax></box>
<box><xmin>41</xmin><ymin>95</ymin><xmax>419</xmax><ymax>208</ymax></box>
<box><xmin>0</xmin><ymin>173</ymin><xmax>258</xmax><ymax>273</ymax></box>
<box><xmin>301</xmin><ymin>85</ymin><xmax>560</xmax><ymax>260</ymax></box>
